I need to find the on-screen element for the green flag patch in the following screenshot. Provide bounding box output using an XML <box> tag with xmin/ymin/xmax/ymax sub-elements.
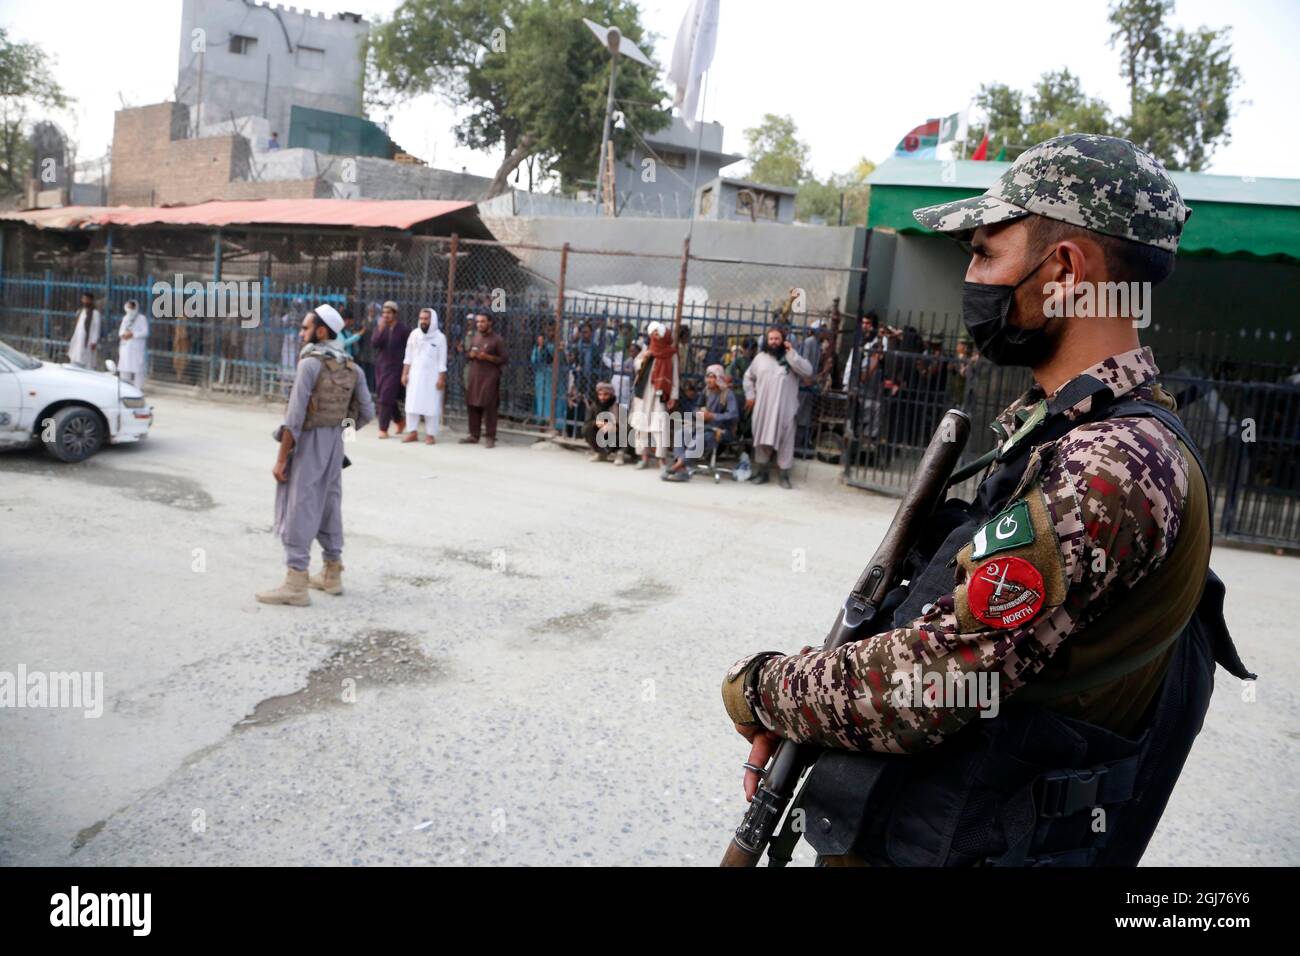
<box><xmin>971</xmin><ymin>500</ymin><xmax>1035</xmax><ymax>559</ymax></box>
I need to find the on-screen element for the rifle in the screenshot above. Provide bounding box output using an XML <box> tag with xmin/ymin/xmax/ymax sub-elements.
<box><xmin>720</xmin><ymin>408</ymin><xmax>972</xmax><ymax>867</ymax></box>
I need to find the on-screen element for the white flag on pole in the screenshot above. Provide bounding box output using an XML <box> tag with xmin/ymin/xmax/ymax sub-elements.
<box><xmin>670</xmin><ymin>0</ymin><xmax>720</xmax><ymax>130</ymax></box>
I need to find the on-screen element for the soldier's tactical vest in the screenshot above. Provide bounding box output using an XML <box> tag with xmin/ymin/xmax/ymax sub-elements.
<box><xmin>302</xmin><ymin>355</ymin><xmax>359</xmax><ymax>430</ymax></box>
<box><xmin>794</xmin><ymin>373</ymin><xmax>1254</xmax><ymax>867</ymax></box>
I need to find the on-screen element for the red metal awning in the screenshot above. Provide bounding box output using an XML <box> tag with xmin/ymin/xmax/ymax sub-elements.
<box><xmin>0</xmin><ymin>198</ymin><xmax>481</xmax><ymax>233</ymax></box>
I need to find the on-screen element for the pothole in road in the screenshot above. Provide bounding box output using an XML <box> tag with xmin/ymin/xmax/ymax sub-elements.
<box><xmin>529</xmin><ymin>579</ymin><xmax>675</xmax><ymax>636</ymax></box>
<box><xmin>71</xmin><ymin>819</ymin><xmax>106</xmax><ymax>852</ymax></box>
<box><xmin>383</xmin><ymin>573</ymin><xmax>447</xmax><ymax>589</ymax></box>
<box><xmin>0</xmin><ymin>455</ymin><xmax>215</xmax><ymax>511</ymax></box>
<box><xmin>441</xmin><ymin>548</ymin><xmax>540</xmax><ymax>579</ymax></box>
<box><xmin>532</xmin><ymin>602</ymin><xmax>616</xmax><ymax>634</ymax></box>
<box><xmin>235</xmin><ymin>629</ymin><xmax>446</xmax><ymax>731</ymax></box>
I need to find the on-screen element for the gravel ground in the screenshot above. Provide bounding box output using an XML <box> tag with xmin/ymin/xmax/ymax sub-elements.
<box><xmin>0</xmin><ymin>393</ymin><xmax>1295</xmax><ymax>866</ymax></box>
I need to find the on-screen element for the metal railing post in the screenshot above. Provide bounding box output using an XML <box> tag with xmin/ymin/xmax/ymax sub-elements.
<box><xmin>209</xmin><ymin>229</ymin><xmax>222</xmax><ymax>391</ymax></box>
<box><xmin>550</xmin><ymin>242</ymin><xmax>569</xmax><ymax>433</ymax></box>
<box><xmin>445</xmin><ymin>233</ymin><xmax>459</xmax><ymax>412</ymax></box>
<box><xmin>673</xmin><ymin>236</ymin><xmax>690</xmax><ymax>344</ymax></box>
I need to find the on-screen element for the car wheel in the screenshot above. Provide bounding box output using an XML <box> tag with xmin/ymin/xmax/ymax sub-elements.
<box><xmin>43</xmin><ymin>406</ymin><xmax>105</xmax><ymax>463</ymax></box>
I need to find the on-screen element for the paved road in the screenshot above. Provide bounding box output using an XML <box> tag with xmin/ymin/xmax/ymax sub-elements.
<box><xmin>1</xmin><ymin>395</ymin><xmax>1295</xmax><ymax>865</ymax></box>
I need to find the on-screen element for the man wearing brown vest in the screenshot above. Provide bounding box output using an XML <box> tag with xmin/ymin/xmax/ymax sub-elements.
<box><xmin>257</xmin><ymin>304</ymin><xmax>375</xmax><ymax>606</ymax></box>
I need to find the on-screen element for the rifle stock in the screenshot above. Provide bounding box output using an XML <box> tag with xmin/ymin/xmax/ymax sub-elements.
<box><xmin>720</xmin><ymin>408</ymin><xmax>971</xmax><ymax>867</ymax></box>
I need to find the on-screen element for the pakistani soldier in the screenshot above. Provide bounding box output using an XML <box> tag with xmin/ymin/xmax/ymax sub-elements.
<box><xmin>257</xmin><ymin>304</ymin><xmax>375</xmax><ymax>606</ymax></box>
<box><xmin>721</xmin><ymin>134</ymin><xmax>1253</xmax><ymax>866</ymax></box>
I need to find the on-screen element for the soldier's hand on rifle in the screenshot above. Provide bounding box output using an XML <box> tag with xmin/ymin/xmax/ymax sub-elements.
<box><xmin>735</xmin><ymin>724</ymin><xmax>782</xmax><ymax>802</ymax></box>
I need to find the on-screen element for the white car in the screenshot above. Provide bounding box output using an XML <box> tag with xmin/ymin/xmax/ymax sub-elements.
<box><xmin>0</xmin><ymin>339</ymin><xmax>154</xmax><ymax>462</ymax></box>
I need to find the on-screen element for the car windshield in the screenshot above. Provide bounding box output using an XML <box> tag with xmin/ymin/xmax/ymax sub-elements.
<box><xmin>0</xmin><ymin>339</ymin><xmax>43</xmax><ymax>371</ymax></box>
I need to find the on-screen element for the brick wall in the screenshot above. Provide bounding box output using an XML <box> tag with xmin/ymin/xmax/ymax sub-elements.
<box><xmin>111</xmin><ymin>103</ymin><xmax>328</xmax><ymax>205</ymax></box>
<box><xmin>154</xmin><ymin>135</ymin><xmax>249</xmax><ymax>205</ymax></box>
<box><xmin>109</xmin><ymin>103</ymin><xmax>188</xmax><ymax>206</ymax></box>
<box><xmin>224</xmin><ymin>179</ymin><xmax>328</xmax><ymax>200</ymax></box>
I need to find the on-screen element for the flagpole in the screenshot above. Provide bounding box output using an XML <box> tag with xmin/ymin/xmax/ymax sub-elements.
<box><xmin>686</xmin><ymin>68</ymin><xmax>709</xmax><ymax>239</ymax></box>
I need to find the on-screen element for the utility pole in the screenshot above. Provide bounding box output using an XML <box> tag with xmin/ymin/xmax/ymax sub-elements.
<box><xmin>595</xmin><ymin>28</ymin><xmax>620</xmax><ymax>213</ymax></box>
<box><xmin>584</xmin><ymin>18</ymin><xmax>652</xmax><ymax>216</ymax></box>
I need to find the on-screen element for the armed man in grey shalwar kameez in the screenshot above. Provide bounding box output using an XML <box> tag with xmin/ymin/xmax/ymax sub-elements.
<box><xmin>257</xmin><ymin>304</ymin><xmax>375</xmax><ymax>606</ymax></box>
<box><xmin>743</xmin><ymin>326</ymin><xmax>814</xmax><ymax>489</ymax></box>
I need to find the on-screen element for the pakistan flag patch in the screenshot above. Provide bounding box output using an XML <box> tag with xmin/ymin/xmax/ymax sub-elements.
<box><xmin>971</xmin><ymin>500</ymin><xmax>1034</xmax><ymax>560</ymax></box>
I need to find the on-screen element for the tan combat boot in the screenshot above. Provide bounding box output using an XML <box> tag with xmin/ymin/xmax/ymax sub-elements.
<box><xmin>255</xmin><ymin>568</ymin><xmax>311</xmax><ymax>606</ymax></box>
<box><xmin>308</xmin><ymin>560</ymin><xmax>344</xmax><ymax>595</ymax></box>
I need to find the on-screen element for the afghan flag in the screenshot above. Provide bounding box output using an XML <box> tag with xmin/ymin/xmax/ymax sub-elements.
<box><xmin>893</xmin><ymin>119</ymin><xmax>940</xmax><ymax>160</ymax></box>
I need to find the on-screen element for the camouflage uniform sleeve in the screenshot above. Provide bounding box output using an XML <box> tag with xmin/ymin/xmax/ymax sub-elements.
<box><xmin>737</xmin><ymin>417</ymin><xmax>1189</xmax><ymax>754</ymax></box>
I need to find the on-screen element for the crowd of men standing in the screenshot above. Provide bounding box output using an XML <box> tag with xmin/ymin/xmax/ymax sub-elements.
<box><xmin>60</xmin><ymin>289</ymin><xmax>987</xmax><ymax>485</ymax></box>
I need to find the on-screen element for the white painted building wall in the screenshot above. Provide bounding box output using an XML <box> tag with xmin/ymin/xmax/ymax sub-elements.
<box><xmin>176</xmin><ymin>0</ymin><xmax>367</xmax><ymax>145</ymax></box>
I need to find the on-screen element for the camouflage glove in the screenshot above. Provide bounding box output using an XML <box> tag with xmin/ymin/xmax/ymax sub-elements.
<box><xmin>722</xmin><ymin>652</ymin><xmax>781</xmax><ymax>727</ymax></box>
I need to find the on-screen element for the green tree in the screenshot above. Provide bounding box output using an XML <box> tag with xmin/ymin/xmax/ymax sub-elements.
<box><xmin>796</xmin><ymin>157</ymin><xmax>875</xmax><ymax>225</ymax></box>
<box><xmin>0</xmin><ymin>29</ymin><xmax>71</xmax><ymax>195</ymax></box>
<box><xmin>1024</xmin><ymin>69</ymin><xmax>1114</xmax><ymax>143</ymax></box>
<box><xmin>743</xmin><ymin>113</ymin><xmax>809</xmax><ymax>188</ymax></box>
<box><xmin>795</xmin><ymin>177</ymin><xmax>839</xmax><ymax>224</ymax></box>
<box><xmin>970</xmin><ymin>82</ymin><xmax>1026</xmax><ymax>157</ymax></box>
<box><xmin>968</xmin><ymin>71</ymin><xmax>1112</xmax><ymax>162</ymax></box>
<box><xmin>1109</xmin><ymin>0</ymin><xmax>1241</xmax><ymax>171</ymax></box>
<box><xmin>965</xmin><ymin>2</ymin><xmax>1239</xmax><ymax>171</ymax></box>
<box><xmin>370</xmin><ymin>0</ymin><xmax>669</xmax><ymax>198</ymax></box>
<box><xmin>1109</xmin><ymin>0</ymin><xmax>1172</xmax><ymax>119</ymax></box>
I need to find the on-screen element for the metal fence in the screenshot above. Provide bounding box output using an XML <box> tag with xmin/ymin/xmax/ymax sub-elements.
<box><xmin>0</xmin><ymin>225</ymin><xmax>858</xmax><ymax>441</ymax></box>
<box><xmin>2</xmin><ymin>221</ymin><xmax>1297</xmax><ymax>548</ymax></box>
<box><xmin>839</xmin><ymin>326</ymin><xmax>1300</xmax><ymax>549</ymax></box>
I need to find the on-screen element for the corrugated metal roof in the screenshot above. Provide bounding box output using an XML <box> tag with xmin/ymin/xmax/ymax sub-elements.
<box><xmin>0</xmin><ymin>198</ymin><xmax>478</xmax><ymax>230</ymax></box>
<box><xmin>0</xmin><ymin>205</ymin><xmax>112</xmax><ymax>229</ymax></box>
<box><xmin>868</xmin><ymin>159</ymin><xmax>1300</xmax><ymax>208</ymax></box>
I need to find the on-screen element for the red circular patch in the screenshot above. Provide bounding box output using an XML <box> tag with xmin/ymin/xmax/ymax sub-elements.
<box><xmin>967</xmin><ymin>556</ymin><xmax>1046</xmax><ymax>630</ymax></box>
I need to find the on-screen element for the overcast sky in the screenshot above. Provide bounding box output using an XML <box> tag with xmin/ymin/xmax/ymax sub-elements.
<box><xmin>3</xmin><ymin>0</ymin><xmax>1297</xmax><ymax>180</ymax></box>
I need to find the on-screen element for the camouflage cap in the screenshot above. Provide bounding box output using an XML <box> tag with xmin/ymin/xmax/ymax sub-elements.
<box><xmin>912</xmin><ymin>134</ymin><xmax>1191</xmax><ymax>252</ymax></box>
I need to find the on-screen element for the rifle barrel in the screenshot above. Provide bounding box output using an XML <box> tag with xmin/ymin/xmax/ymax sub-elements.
<box><xmin>719</xmin><ymin>408</ymin><xmax>971</xmax><ymax>867</ymax></box>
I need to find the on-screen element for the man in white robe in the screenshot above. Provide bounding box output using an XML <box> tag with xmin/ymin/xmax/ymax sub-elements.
<box><xmin>401</xmin><ymin>306</ymin><xmax>447</xmax><ymax>444</ymax></box>
<box><xmin>116</xmin><ymin>299</ymin><xmax>149</xmax><ymax>386</ymax></box>
<box><xmin>743</xmin><ymin>326</ymin><xmax>814</xmax><ymax>488</ymax></box>
<box><xmin>68</xmin><ymin>292</ymin><xmax>101</xmax><ymax>368</ymax></box>
<box><xmin>628</xmin><ymin>321</ymin><xmax>679</xmax><ymax>469</ymax></box>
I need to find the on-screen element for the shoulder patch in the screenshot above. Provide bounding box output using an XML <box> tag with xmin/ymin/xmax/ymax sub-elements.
<box><xmin>967</xmin><ymin>556</ymin><xmax>1046</xmax><ymax>629</ymax></box>
<box><xmin>956</xmin><ymin>486</ymin><xmax>1069</xmax><ymax>633</ymax></box>
<box><xmin>971</xmin><ymin>500</ymin><xmax>1034</xmax><ymax>559</ymax></box>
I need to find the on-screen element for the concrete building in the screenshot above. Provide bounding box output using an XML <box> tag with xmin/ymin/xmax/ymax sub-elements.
<box><xmin>695</xmin><ymin>176</ymin><xmax>797</xmax><ymax>224</ymax></box>
<box><xmin>481</xmin><ymin>213</ymin><xmax>864</xmax><ymax>315</ymax></box>
<box><xmin>108</xmin><ymin>101</ymin><xmax>494</xmax><ymax>206</ymax></box>
<box><xmin>612</xmin><ymin>116</ymin><xmax>741</xmax><ymax>218</ymax></box>
<box><xmin>176</xmin><ymin>0</ymin><xmax>368</xmax><ymax>147</ymax></box>
<box><xmin>863</xmin><ymin>158</ymin><xmax>1300</xmax><ymax>364</ymax></box>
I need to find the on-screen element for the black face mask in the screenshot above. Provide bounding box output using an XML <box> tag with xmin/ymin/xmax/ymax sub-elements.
<box><xmin>961</xmin><ymin>250</ymin><xmax>1058</xmax><ymax>367</ymax></box>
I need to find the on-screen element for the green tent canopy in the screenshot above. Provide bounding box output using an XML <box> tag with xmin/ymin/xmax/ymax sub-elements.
<box><xmin>866</xmin><ymin>160</ymin><xmax>1300</xmax><ymax>262</ymax></box>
